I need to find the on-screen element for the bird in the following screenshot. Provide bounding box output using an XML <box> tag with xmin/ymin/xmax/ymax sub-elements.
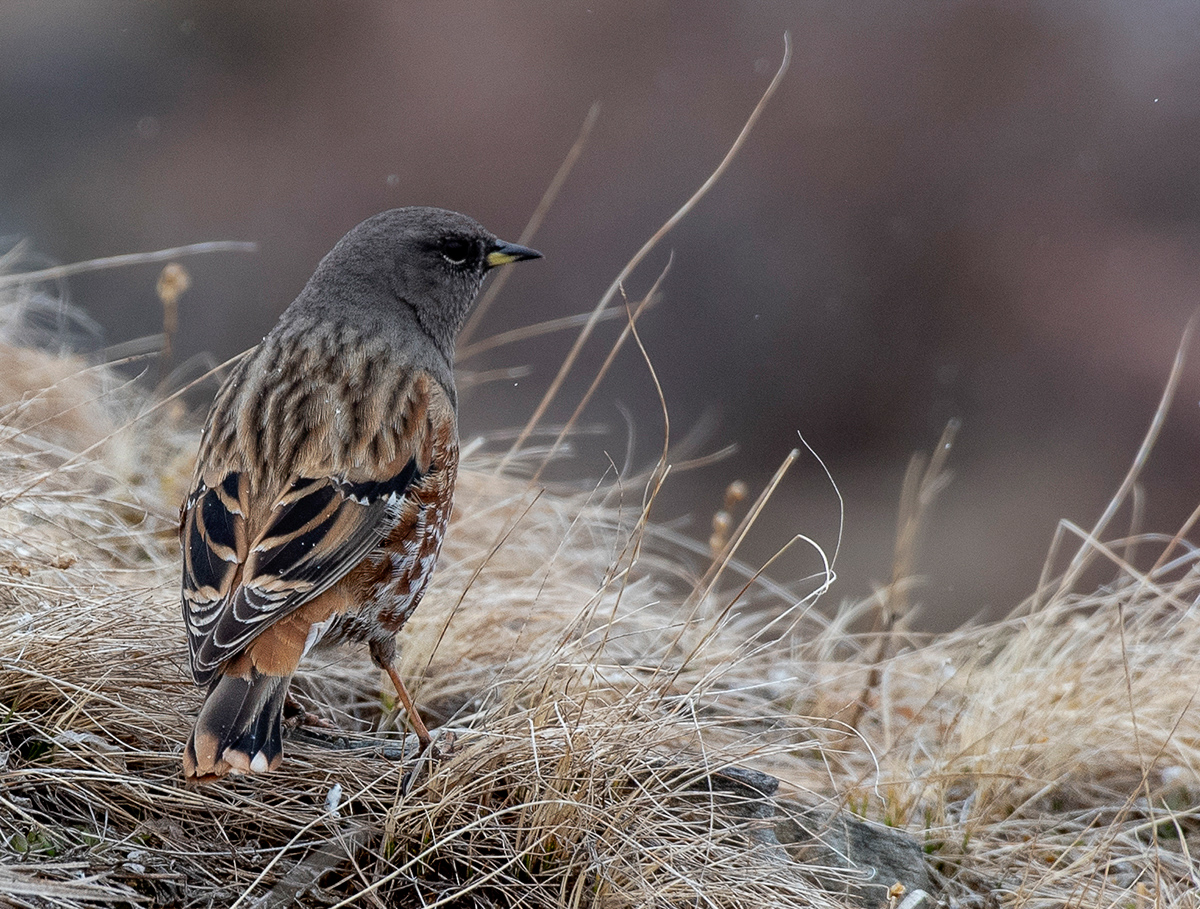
<box><xmin>179</xmin><ymin>206</ymin><xmax>541</xmax><ymax>781</ymax></box>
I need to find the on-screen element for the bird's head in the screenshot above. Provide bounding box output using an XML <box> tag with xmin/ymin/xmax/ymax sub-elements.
<box><xmin>299</xmin><ymin>206</ymin><xmax>541</xmax><ymax>360</ymax></box>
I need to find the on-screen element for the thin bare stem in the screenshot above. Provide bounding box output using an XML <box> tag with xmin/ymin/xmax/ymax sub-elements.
<box><xmin>458</xmin><ymin>304</ymin><xmax>641</xmax><ymax>362</ymax></box>
<box><xmin>529</xmin><ymin>256</ymin><xmax>671</xmax><ymax>484</ymax></box>
<box><xmin>497</xmin><ymin>34</ymin><xmax>792</xmax><ymax>475</ymax></box>
<box><xmin>846</xmin><ymin>420</ymin><xmax>958</xmax><ymax>734</ymax></box>
<box><xmin>0</xmin><ymin>241</ymin><xmax>258</xmax><ymax>289</ymax></box>
<box><xmin>689</xmin><ymin>448</ymin><xmax>800</xmax><ymax>611</ymax></box>
<box><xmin>1044</xmin><ymin>312</ymin><xmax>1196</xmax><ymax>605</ymax></box>
<box><xmin>460</xmin><ymin>102</ymin><xmax>601</xmax><ymax>347</ymax></box>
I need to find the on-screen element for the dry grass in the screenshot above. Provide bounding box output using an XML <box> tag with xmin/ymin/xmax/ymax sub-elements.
<box><xmin>3</xmin><ymin>44</ymin><xmax>1199</xmax><ymax>900</ymax></box>
<box><xmin>1</xmin><ymin>252</ymin><xmax>1199</xmax><ymax>909</ymax></box>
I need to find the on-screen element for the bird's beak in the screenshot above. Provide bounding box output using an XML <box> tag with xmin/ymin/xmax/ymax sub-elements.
<box><xmin>486</xmin><ymin>240</ymin><xmax>542</xmax><ymax>269</ymax></box>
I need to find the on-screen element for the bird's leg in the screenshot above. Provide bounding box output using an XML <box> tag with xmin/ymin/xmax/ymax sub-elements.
<box><xmin>384</xmin><ymin>666</ymin><xmax>432</xmax><ymax>753</ymax></box>
<box><xmin>370</xmin><ymin>638</ymin><xmax>445</xmax><ymax>758</ymax></box>
<box><xmin>383</xmin><ymin>662</ymin><xmax>434</xmax><ymax>754</ymax></box>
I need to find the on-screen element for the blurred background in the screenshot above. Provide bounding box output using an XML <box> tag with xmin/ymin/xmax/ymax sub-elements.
<box><xmin>3</xmin><ymin>1</ymin><xmax>1200</xmax><ymax>626</ymax></box>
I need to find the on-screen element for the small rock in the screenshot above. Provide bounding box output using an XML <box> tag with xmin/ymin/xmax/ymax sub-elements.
<box><xmin>653</xmin><ymin>759</ymin><xmax>935</xmax><ymax>906</ymax></box>
<box><xmin>775</xmin><ymin>800</ymin><xmax>934</xmax><ymax>908</ymax></box>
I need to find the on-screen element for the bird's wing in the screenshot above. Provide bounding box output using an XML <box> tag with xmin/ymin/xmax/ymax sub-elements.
<box><xmin>180</xmin><ymin>371</ymin><xmax>453</xmax><ymax>686</ymax></box>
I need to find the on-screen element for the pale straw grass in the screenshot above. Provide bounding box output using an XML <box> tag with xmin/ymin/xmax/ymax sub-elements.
<box><xmin>4</xmin><ymin>35</ymin><xmax>1200</xmax><ymax>908</ymax></box>
<box><xmin>3</xmin><ymin>241</ymin><xmax>1199</xmax><ymax>907</ymax></box>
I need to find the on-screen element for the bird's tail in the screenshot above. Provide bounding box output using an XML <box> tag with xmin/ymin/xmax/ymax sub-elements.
<box><xmin>183</xmin><ymin>670</ymin><xmax>291</xmax><ymax>782</ymax></box>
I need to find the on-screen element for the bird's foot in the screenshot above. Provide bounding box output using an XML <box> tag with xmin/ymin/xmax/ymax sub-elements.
<box><xmin>429</xmin><ymin>729</ymin><xmax>456</xmax><ymax>757</ymax></box>
<box><xmin>282</xmin><ymin>693</ymin><xmax>336</xmax><ymax>730</ymax></box>
<box><xmin>399</xmin><ymin>730</ymin><xmax>457</xmax><ymax>793</ymax></box>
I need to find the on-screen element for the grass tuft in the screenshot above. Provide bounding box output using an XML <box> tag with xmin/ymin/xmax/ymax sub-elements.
<box><xmin>2</xmin><ymin>253</ymin><xmax>1199</xmax><ymax>905</ymax></box>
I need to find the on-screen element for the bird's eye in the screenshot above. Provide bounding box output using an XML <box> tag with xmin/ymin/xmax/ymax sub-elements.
<box><xmin>440</xmin><ymin>237</ymin><xmax>472</xmax><ymax>265</ymax></box>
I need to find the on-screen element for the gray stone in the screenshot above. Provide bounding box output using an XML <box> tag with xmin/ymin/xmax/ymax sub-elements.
<box><xmin>775</xmin><ymin>800</ymin><xmax>934</xmax><ymax>908</ymax></box>
<box><xmin>660</xmin><ymin>760</ymin><xmax>935</xmax><ymax>908</ymax></box>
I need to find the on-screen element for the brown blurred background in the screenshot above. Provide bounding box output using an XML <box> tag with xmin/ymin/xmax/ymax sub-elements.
<box><xmin>4</xmin><ymin>1</ymin><xmax>1200</xmax><ymax>626</ymax></box>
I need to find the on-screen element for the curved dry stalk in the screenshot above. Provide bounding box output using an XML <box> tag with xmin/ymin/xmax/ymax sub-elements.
<box><xmin>459</xmin><ymin>102</ymin><xmax>602</xmax><ymax>348</ymax></box>
<box><xmin>1038</xmin><ymin>312</ymin><xmax>1196</xmax><ymax>608</ymax></box>
<box><xmin>0</xmin><ymin>240</ymin><xmax>258</xmax><ymax>289</ymax></box>
<box><xmin>497</xmin><ymin>33</ymin><xmax>793</xmax><ymax>476</ymax></box>
<box><xmin>529</xmin><ymin>258</ymin><xmax>671</xmax><ymax>484</ymax></box>
<box><xmin>846</xmin><ymin>419</ymin><xmax>958</xmax><ymax>735</ymax></box>
<box><xmin>458</xmin><ymin>302</ymin><xmax>646</xmax><ymax>362</ymax></box>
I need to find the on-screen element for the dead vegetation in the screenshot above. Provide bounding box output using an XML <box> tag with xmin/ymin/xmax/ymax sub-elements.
<box><xmin>0</xmin><ymin>236</ymin><xmax>1199</xmax><ymax>909</ymax></box>
<box><xmin>4</xmin><ymin>40</ymin><xmax>1200</xmax><ymax>907</ymax></box>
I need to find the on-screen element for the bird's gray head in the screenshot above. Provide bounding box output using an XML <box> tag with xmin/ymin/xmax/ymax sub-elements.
<box><xmin>295</xmin><ymin>206</ymin><xmax>541</xmax><ymax>363</ymax></box>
